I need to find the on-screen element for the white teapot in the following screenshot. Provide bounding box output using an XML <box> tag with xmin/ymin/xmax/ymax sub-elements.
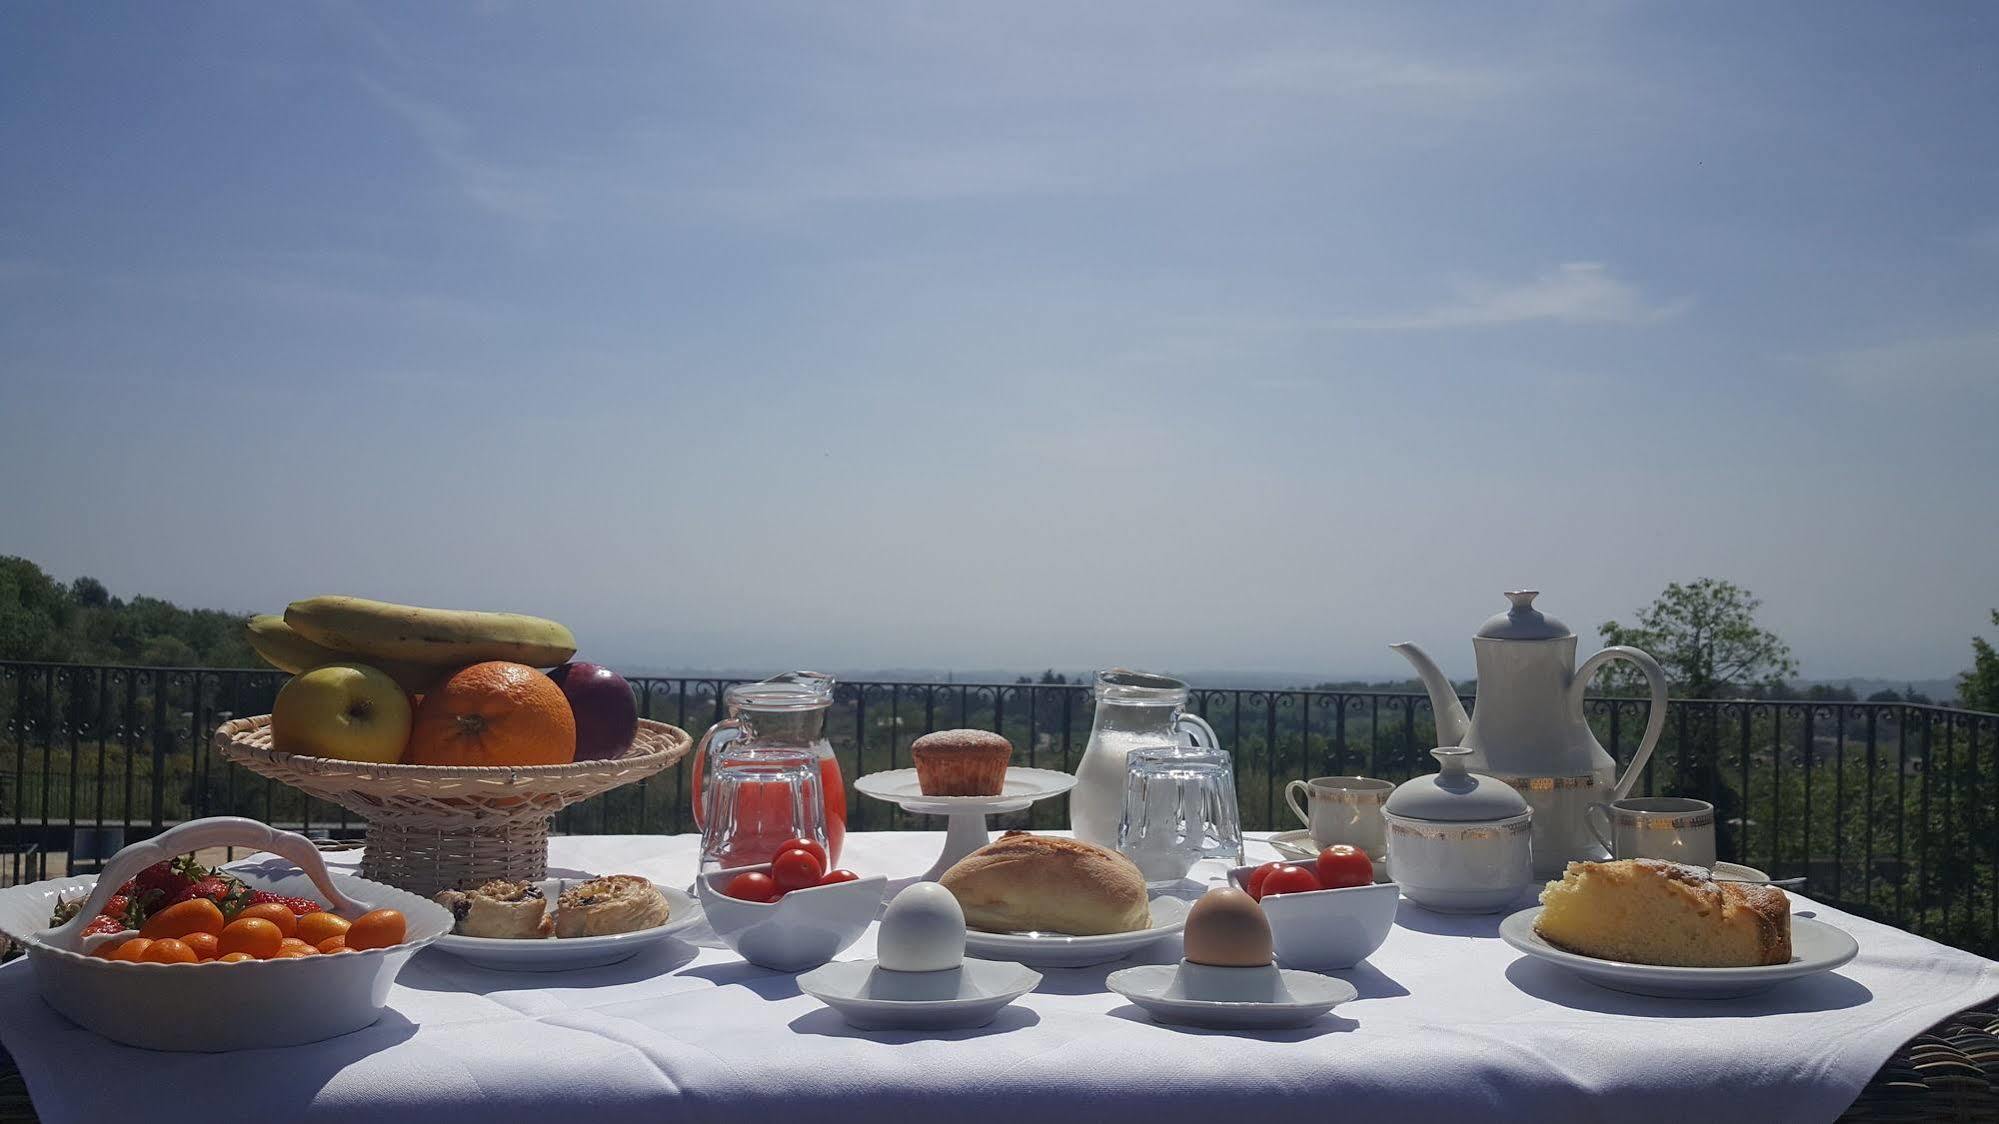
<box><xmin>1392</xmin><ymin>591</ymin><xmax>1668</xmax><ymax>878</ymax></box>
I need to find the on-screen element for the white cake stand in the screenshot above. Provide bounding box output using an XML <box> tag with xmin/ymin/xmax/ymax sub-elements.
<box><xmin>853</xmin><ymin>767</ymin><xmax>1078</xmax><ymax>880</ymax></box>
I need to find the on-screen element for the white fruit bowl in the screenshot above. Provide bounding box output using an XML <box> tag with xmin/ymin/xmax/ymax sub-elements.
<box><xmin>0</xmin><ymin>817</ymin><xmax>451</xmax><ymax>1052</ymax></box>
<box><xmin>1228</xmin><ymin>865</ymin><xmax>1400</xmax><ymax>970</ymax></box>
<box><xmin>696</xmin><ymin>865</ymin><xmax>885</xmax><ymax>971</ymax></box>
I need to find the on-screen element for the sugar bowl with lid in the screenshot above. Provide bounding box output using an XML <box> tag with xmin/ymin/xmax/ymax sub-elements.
<box><xmin>1384</xmin><ymin>747</ymin><xmax>1534</xmax><ymax>914</ymax></box>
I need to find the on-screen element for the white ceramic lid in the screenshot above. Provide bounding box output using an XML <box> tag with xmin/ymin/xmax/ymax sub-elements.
<box><xmin>1475</xmin><ymin>591</ymin><xmax>1571</xmax><ymax>641</ymax></box>
<box><xmin>1385</xmin><ymin>748</ymin><xmax>1530</xmax><ymax>822</ymax></box>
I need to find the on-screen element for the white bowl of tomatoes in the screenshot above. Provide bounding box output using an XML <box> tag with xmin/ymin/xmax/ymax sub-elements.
<box><xmin>696</xmin><ymin>838</ymin><xmax>885</xmax><ymax>971</ymax></box>
<box><xmin>1230</xmin><ymin>845</ymin><xmax>1399</xmax><ymax>971</ymax></box>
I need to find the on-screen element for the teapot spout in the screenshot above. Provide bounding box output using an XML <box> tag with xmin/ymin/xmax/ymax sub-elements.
<box><xmin>1391</xmin><ymin>642</ymin><xmax>1471</xmax><ymax>747</ymax></box>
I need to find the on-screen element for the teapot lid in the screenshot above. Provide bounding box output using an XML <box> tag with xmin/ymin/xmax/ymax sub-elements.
<box><xmin>1476</xmin><ymin>590</ymin><xmax>1571</xmax><ymax>641</ymax></box>
<box><xmin>1385</xmin><ymin>748</ymin><xmax>1530</xmax><ymax>822</ymax></box>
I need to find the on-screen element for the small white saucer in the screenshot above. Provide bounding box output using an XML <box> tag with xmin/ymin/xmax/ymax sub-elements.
<box><xmin>1106</xmin><ymin>962</ymin><xmax>1358</xmax><ymax>1029</ymax></box>
<box><xmin>1711</xmin><ymin>861</ymin><xmax>1770</xmax><ymax>884</ymax></box>
<box><xmin>963</xmin><ymin>895</ymin><xmax>1191</xmax><ymax>968</ymax></box>
<box><xmin>431</xmin><ymin>886</ymin><xmax>702</xmax><ymax>972</ymax></box>
<box><xmin>797</xmin><ymin>958</ymin><xmax>1042</xmax><ymax>1030</ymax></box>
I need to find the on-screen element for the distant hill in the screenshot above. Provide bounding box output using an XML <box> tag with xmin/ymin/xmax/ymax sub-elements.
<box><xmin>0</xmin><ymin>556</ymin><xmax>259</xmax><ymax>668</ymax></box>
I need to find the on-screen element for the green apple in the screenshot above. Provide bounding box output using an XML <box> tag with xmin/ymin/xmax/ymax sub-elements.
<box><xmin>271</xmin><ymin>662</ymin><xmax>412</xmax><ymax>763</ymax></box>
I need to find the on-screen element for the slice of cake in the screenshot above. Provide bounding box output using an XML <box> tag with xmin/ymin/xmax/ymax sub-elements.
<box><xmin>1535</xmin><ymin>859</ymin><xmax>1792</xmax><ymax>967</ymax></box>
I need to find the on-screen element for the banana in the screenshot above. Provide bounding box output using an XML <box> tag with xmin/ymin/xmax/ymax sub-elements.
<box><xmin>284</xmin><ymin>596</ymin><xmax>578</xmax><ymax>668</ymax></box>
<box><xmin>245</xmin><ymin>614</ymin><xmax>445</xmax><ymax>692</ymax></box>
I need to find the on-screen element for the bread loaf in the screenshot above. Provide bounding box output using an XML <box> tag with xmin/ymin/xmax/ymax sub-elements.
<box><xmin>939</xmin><ymin>832</ymin><xmax>1151</xmax><ymax>935</ymax></box>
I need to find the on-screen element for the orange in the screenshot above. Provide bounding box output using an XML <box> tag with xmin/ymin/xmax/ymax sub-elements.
<box><xmin>181</xmin><ymin>932</ymin><xmax>220</xmax><ymax>960</ymax></box>
<box><xmin>109</xmin><ymin>938</ymin><xmax>153</xmax><ymax>963</ymax></box>
<box><xmin>316</xmin><ymin>935</ymin><xmax>348</xmax><ymax>953</ymax></box>
<box><xmin>218</xmin><ymin>917</ymin><xmax>284</xmax><ymax>960</ymax></box>
<box><xmin>404</xmin><ymin>662</ymin><xmax>575</xmax><ymax>767</ymax></box>
<box><xmin>141</xmin><ymin>899</ymin><xmax>225</xmax><ymax>940</ymax></box>
<box><xmin>345</xmin><ymin>909</ymin><xmax>407</xmax><ymax>951</ymax></box>
<box><xmin>295</xmin><ymin>912</ymin><xmax>351</xmax><ymax>945</ymax></box>
<box><xmin>235</xmin><ymin>902</ymin><xmax>298</xmax><ymax>937</ymax></box>
<box><xmin>277</xmin><ymin>937</ymin><xmax>319</xmax><ymax>957</ymax></box>
<box><xmin>216</xmin><ymin>952</ymin><xmax>255</xmax><ymax>963</ymax></box>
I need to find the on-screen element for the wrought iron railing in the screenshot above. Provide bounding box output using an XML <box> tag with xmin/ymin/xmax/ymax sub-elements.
<box><xmin>2</xmin><ymin>661</ymin><xmax>1994</xmax><ymax>956</ymax></box>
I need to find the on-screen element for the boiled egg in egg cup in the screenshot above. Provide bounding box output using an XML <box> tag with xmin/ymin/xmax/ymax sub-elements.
<box><xmin>796</xmin><ymin>883</ymin><xmax>1043</xmax><ymax>1030</ymax></box>
<box><xmin>1106</xmin><ymin>887</ymin><xmax>1358</xmax><ymax>1030</ymax></box>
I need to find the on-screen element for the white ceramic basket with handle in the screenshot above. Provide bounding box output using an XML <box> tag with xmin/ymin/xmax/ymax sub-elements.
<box><xmin>0</xmin><ymin>816</ymin><xmax>451</xmax><ymax>1052</ymax></box>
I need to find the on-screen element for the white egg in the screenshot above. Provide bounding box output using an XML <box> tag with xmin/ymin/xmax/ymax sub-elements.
<box><xmin>876</xmin><ymin>882</ymin><xmax>967</xmax><ymax>972</ymax></box>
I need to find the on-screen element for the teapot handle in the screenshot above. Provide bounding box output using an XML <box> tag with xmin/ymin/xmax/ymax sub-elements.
<box><xmin>1568</xmin><ymin>645</ymin><xmax>1668</xmax><ymax>802</ymax></box>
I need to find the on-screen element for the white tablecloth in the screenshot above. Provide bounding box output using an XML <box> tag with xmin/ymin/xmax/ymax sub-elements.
<box><xmin>3</xmin><ymin>832</ymin><xmax>1996</xmax><ymax>1124</ymax></box>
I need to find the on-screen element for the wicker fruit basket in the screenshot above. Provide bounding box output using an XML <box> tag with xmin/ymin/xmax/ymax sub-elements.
<box><xmin>215</xmin><ymin>715</ymin><xmax>693</xmax><ymax>897</ymax></box>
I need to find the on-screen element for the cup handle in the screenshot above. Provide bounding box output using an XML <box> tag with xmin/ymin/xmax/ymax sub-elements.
<box><xmin>1586</xmin><ymin>802</ymin><xmax>1616</xmax><ymax>857</ymax></box>
<box><xmin>1284</xmin><ymin>780</ymin><xmax>1313</xmax><ymax>829</ymax></box>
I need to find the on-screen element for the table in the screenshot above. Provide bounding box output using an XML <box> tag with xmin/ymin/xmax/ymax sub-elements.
<box><xmin>3</xmin><ymin>832</ymin><xmax>1996</xmax><ymax>1124</ymax></box>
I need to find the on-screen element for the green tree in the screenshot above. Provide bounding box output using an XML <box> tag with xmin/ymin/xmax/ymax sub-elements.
<box><xmin>1960</xmin><ymin>610</ymin><xmax>1999</xmax><ymax>713</ymax></box>
<box><xmin>1600</xmin><ymin>579</ymin><xmax>1797</xmax><ymax>698</ymax></box>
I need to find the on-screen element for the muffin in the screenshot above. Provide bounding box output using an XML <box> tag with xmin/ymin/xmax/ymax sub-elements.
<box><xmin>909</xmin><ymin>728</ymin><xmax>1013</xmax><ymax>795</ymax></box>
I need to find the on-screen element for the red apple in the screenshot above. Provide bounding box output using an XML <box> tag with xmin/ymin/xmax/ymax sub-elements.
<box><xmin>547</xmin><ymin>662</ymin><xmax>638</xmax><ymax>761</ymax></box>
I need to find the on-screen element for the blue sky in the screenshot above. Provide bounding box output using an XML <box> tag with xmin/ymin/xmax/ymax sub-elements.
<box><xmin>2</xmin><ymin>3</ymin><xmax>1995</xmax><ymax>679</ymax></box>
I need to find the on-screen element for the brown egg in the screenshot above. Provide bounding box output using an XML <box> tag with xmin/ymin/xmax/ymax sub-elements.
<box><xmin>1182</xmin><ymin>886</ymin><xmax>1273</xmax><ymax>967</ymax></box>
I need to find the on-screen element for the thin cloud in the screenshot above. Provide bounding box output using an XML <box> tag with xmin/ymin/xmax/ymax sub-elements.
<box><xmin>1338</xmin><ymin>262</ymin><xmax>1686</xmax><ymax>331</ymax></box>
<box><xmin>1824</xmin><ymin>328</ymin><xmax>1999</xmax><ymax>393</ymax></box>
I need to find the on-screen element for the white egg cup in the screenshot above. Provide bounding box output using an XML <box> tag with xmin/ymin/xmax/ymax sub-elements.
<box><xmin>1107</xmin><ymin>960</ymin><xmax>1357</xmax><ymax>1030</ymax></box>
<box><xmin>853</xmin><ymin>767</ymin><xmax>1078</xmax><ymax>880</ymax></box>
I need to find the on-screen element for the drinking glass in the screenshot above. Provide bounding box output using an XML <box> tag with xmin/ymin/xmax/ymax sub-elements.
<box><xmin>1117</xmin><ymin>744</ymin><xmax>1244</xmax><ymax>884</ymax></box>
<box><xmin>700</xmin><ymin>749</ymin><xmax>830</xmax><ymax>877</ymax></box>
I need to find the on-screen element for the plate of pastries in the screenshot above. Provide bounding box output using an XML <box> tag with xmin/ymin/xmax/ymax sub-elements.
<box><xmin>431</xmin><ymin>873</ymin><xmax>701</xmax><ymax>971</ymax></box>
<box><xmin>938</xmin><ymin>832</ymin><xmax>1191</xmax><ymax>967</ymax></box>
<box><xmin>1500</xmin><ymin>858</ymin><xmax>1857</xmax><ymax>999</ymax></box>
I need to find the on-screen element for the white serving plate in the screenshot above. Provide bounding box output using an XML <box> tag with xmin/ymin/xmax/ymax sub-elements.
<box><xmin>797</xmin><ymin>957</ymin><xmax>1041</xmax><ymax>1030</ymax></box>
<box><xmin>1498</xmin><ymin>906</ymin><xmax>1859</xmax><ymax>999</ymax></box>
<box><xmin>962</xmin><ymin>895</ymin><xmax>1189</xmax><ymax>968</ymax></box>
<box><xmin>1107</xmin><ymin>963</ymin><xmax>1357</xmax><ymax>1029</ymax></box>
<box><xmin>430</xmin><ymin>886</ymin><xmax>702</xmax><ymax>972</ymax></box>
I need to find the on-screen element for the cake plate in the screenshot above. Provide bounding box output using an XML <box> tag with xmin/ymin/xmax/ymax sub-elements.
<box><xmin>853</xmin><ymin>767</ymin><xmax>1078</xmax><ymax>880</ymax></box>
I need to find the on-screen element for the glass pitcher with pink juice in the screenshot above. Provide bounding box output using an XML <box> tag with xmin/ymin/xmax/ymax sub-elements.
<box><xmin>691</xmin><ymin>672</ymin><xmax>846</xmax><ymax>865</ymax></box>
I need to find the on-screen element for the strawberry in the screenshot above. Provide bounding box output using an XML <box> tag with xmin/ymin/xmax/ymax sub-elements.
<box><xmin>131</xmin><ymin>855</ymin><xmax>207</xmax><ymax>903</ymax></box>
<box><xmin>82</xmin><ymin>914</ymin><xmax>129</xmax><ymax>937</ymax></box>
<box><xmin>250</xmin><ymin>890</ymin><xmax>324</xmax><ymax>916</ymax></box>
<box><xmin>172</xmin><ymin>873</ymin><xmax>254</xmax><ymax>916</ymax></box>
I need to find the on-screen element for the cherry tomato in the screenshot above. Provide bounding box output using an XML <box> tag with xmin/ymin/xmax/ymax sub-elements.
<box><xmin>724</xmin><ymin>871</ymin><xmax>777</xmax><ymax>902</ymax></box>
<box><xmin>1260</xmin><ymin>863</ymin><xmax>1321</xmax><ymax>897</ymax></box>
<box><xmin>771</xmin><ymin>847</ymin><xmax>826</xmax><ymax>893</ymax></box>
<box><xmin>141</xmin><ymin>938</ymin><xmax>198</xmax><ymax>964</ymax></box>
<box><xmin>1247</xmin><ymin>862</ymin><xmax>1279</xmax><ymax>901</ymax></box>
<box><xmin>181</xmin><ymin>932</ymin><xmax>220</xmax><ymax>961</ymax></box>
<box><xmin>141</xmin><ymin>899</ymin><xmax>225</xmax><ymax>940</ymax></box>
<box><xmin>234</xmin><ymin>902</ymin><xmax>298</xmax><ymax>938</ymax></box>
<box><xmin>217</xmin><ymin>917</ymin><xmax>283</xmax><ymax>960</ymax></box>
<box><xmin>817</xmin><ymin>869</ymin><xmax>860</xmax><ymax>886</ymax></box>
<box><xmin>1316</xmin><ymin>844</ymin><xmax>1373</xmax><ymax>890</ymax></box>
<box><xmin>345</xmin><ymin>909</ymin><xmax>407</xmax><ymax>951</ymax></box>
<box><xmin>777</xmin><ymin>837</ymin><xmax>828</xmax><ymax>868</ymax></box>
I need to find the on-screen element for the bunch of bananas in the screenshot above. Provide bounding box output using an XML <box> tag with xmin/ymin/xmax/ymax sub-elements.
<box><xmin>246</xmin><ymin>596</ymin><xmax>577</xmax><ymax>691</ymax></box>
